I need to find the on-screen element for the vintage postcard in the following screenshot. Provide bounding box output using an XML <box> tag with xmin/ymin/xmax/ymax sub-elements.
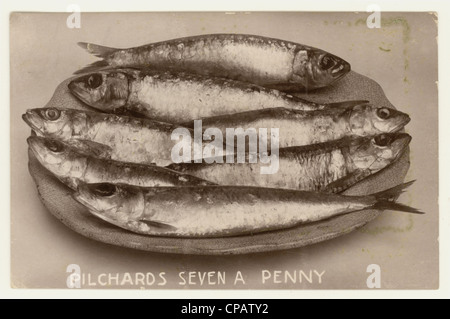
<box><xmin>10</xmin><ymin>11</ymin><xmax>438</xmax><ymax>290</ymax></box>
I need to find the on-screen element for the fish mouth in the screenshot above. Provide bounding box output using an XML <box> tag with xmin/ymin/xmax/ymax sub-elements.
<box><xmin>73</xmin><ymin>188</ymin><xmax>100</xmax><ymax>213</ymax></box>
<box><xmin>22</xmin><ymin>111</ymin><xmax>43</xmax><ymax>133</ymax></box>
<box><xmin>73</xmin><ymin>188</ymin><xmax>123</xmax><ymax>228</ymax></box>
<box><xmin>392</xmin><ymin>133</ymin><xmax>412</xmax><ymax>157</ymax></box>
<box><xmin>67</xmin><ymin>80</ymin><xmax>78</xmax><ymax>94</ymax></box>
<box><xmin>26</xmin><ymin>136</ymin><xmax>44</xmax><ymax>158</ymax></box>
<box><xmin>68</xmin><ymin>80</ymin><xmax>90</xmax><ymax>104</ymax></box>
<box><xmin>390</xmin><ymin>115</ymin><xmax>411</xmax><ymax>133</ymax></box>
<box><xmin>331</xmin><ymin>62</ymin><xmax>351</xmax><ymax>78</ymax></box>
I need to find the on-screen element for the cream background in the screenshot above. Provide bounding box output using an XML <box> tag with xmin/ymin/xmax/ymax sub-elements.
<box><xmin>10</xmin><ymin>12</ymin><xmax>438</xmax><ymax>289</ymax></box>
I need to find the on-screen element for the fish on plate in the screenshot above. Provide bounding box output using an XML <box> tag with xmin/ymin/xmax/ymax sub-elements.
<box><xmin>27</xmin><ymin>136</ymin><xmax>215</xmax><ymax>190</ymax></box>
<box><xmin>22</xmin><ymin>107</ymin><xmax>226</xmax><ymax>166</ymax></box>
<box><xmin>76</xmin><ymin>33</ymin><xmax>351</xmax><ymax>91</ymax></box>
<box><xmin>182</xmin><ymin>104</ymin><xmax>411</xmax><ymax>149</ymax></box>
<box><xmin>167</xmin><ymin>133</ymin><xmax>411</xmax><ymax>193</ymax></box>
<box><xmin>68</xmin><ymin>68</ymin><xmax>366</xmax><ymax>123</ymax></box>
<box><xmin>73</xmin><ymin>181</ymin><xmax>422</xmax><ymax>238</ymax></box>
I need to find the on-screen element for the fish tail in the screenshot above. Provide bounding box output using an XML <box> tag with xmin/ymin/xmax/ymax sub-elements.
<box><xmin>78</xmin><ymin>42</ymin><xmax>118</xmax><ymax>58</ymax></box>
<box><xmin>74</xmin><ymin>42</ymin><xmax>118</xmax><ymax>74</ymax></box>
<box><xmin>372</xmin><ymin>180</ymin><xmax>415</xmax><ymax>200</ymax></box>
<box><xmin>370</xmin><ymin>180</ymin><xmax>424</xmax><ymax>214</ymax></box>
<box><xmin>372</xmin><ymin>201</ymin><xmax>424</xmax><ymax>214</ymax></box>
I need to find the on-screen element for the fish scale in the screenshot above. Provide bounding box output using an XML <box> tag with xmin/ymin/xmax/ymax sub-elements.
<box><xmin>69</xmin><ymin>68</ymin><xmax>364</xmax><ymax>124</ymax></box>
<box><xmin>27</xmin><ymin>136</ymin><xmax>216</xmax><ymax>190</ymax></box>
<box><xmin>74</xmin><ymin>181</ymin><xmax>422</xmax><ymax>238</ymax></box>
<box><xmin>166</xmin><ymin>133</ymin><xmax>411</xmax><ymax>193</ymax></box>
<box><xmin>76</xmin><ymin>33</ymin><xmax>352</xmax><ymax>91</ymax></box>
<box><xmin>22</xmin><ymin>108</ymin><xmax>218</xmax><ymax>166</ymax></box>
<box><xmin>184</xmin><ymin>104</ymin><xmax>410</xmax><ymax>150</ymax></box>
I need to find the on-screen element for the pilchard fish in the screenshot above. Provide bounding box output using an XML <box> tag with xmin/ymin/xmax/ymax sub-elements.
<box><xmin>22</xmin><ymin>107</ymin><xmax>219</xmax><ymax>166</ymax></box>
<box><xmin>73</xmin><ymin>181</ymin><xmax>422</xmax><ymax>238</ymax></box>
<box><xmin>167</xmin><ymin>133</ymin><xmax>411</xmax><ymax>193</ymax></box>
<box><xmin>76</xmin><ymin>33</ymin><xmax>351</xmax><ymax>91</ymax></box>
<box><xmin>27</xmin><ymin>136</ymin><xmax>215</xmax><ymax>190</ymax></box>
<box><xmin>183</xmin><ymin>104</ymin><xmax>411</xmax><ymax>149</ymax></box>
<box><xmin>68</xmin><ymin>68</ymin><xmax>366</xmax><ymax>123</ymax></box>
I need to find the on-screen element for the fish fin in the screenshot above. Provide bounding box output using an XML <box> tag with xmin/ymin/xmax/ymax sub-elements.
<box><xmin>265</xmin><ymin>82</ymin><xmax>305</xmax><ymax>92</ymax></box>
<box><xmin>179</xmin><ymin>121</ymin><xmax>195</xmax><ymax>129</ymax></box>
<box><xmin>77</xmin><ymin>42</ymin><xmax>118</xmax><ymax>58</ymax></box>
<box><xmin>166</xmin><ymin>163</ymin><xmax>188</xmax><ymax>171</ymax></box>
<box><xmin>323</xmin><ymin>169</ymin><xmax>372</xmax><ymax>194</ymax></box>
<box><xmin>279</xmin><ymin>136</ymin><xmax>359</xmax><ymax>157</ymax></box>
<box><xmin>138</xmin><ymin>219</ymin><xmax>177</xmax><ymax>231</ymax></box>
<box><xmin>89</xmin><ymin>148</ymin><xmax>112</xmax><ymax>159</ymax></box>
<box><xmin>198</xmin><ymin>180</ymin><xmax>218</xmax><ymax>186</ymax></box>
<box><xmin>372</xmin><ymin>200</ymin><xmax>424</xmax><ymax>214</ymax></box>
<box><xmin>73</xmin><ymin>60</ymin><xmax>110</xmax><ymax>75</ymax></box>
<box><xmin>372</xmin><ymin>180</ymin><xmax>415</xmax><ymax>200</ymax></box>
<box><xmin>370</xmin><ymin>180</ymin><xmax>424</xmax><ymax>214</ymax></box>
<box><xmin>324</xmin><ymin>100</ymin><xmax>370</xmax><ymax>109</ymax></box>
<box><xmin>68</xmin><ymin>139</ymin><xmax>113</xmax><ymax>159</ymax></box>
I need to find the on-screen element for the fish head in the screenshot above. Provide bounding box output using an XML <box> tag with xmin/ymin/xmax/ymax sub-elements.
<box><xmin>27</xmin><ymin>136</ymin><xmax>85</xmax><ymax>178</ymax></box>
<box><xmin>293</xmin><ymin>49</ymin><xmax>350</xmax><ymax>89</ymax></box>
<box><xmin>22</xmin><ymin>108</ymin><xmax>83</xmax><ymax>138</ymax></box>
<box><xmin>74</xmin><ymin>183</ymin><xmax>145</xmax><ymax>224</ymax></box>
<box><xmin>348</xmin><ymin>104</ymin><xmax>410</xmax><ymax>136</ymax></box>
<box><xmin>68</xmin><ymin>71</ymin><xmax>129</xmax><ymax>111</ymax></box>
<box><xmin>348</xmin><ymin>133</ymin><xmax>411</xmax><ymax>172</ymax></box>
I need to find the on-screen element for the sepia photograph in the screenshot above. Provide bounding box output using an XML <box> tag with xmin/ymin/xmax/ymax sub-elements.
<box><xmin>9</xmin><ymin>10</ymin><xmax>439</xmax><ymax>291</ymax></box>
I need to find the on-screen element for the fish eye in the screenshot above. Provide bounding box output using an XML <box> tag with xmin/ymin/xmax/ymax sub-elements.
<box><xmin>90</xmin><ymin>183</ymin><xmax>117</xmax><ymax>197</ymax></box>
<box><xmin>43</xmin><ymin>108</ymin><xmax>61</xmax><ymax>121</ymax></box>
<box><xmin>373</xmin><ymin>134</ymin><xmax>392</xmax><ymax>147</ymax></box>
<box><xmin>320</xmin><ymin>55</ymin><xmax>335</xmax><ymax>70</ymax></box>
<box><xmin>86</xmin><ymin>74</ymin><xmax>103</xmax><ymax>89</ymax></box>
<box><xmin>376</xmin><ymin>107</ymin><xmax>391</xmax><ymax>120</ymax></box>
<box><xmin>44</xmin><ymin>139</ymin><xmax>64</xmax><ymax>153</ymax></box>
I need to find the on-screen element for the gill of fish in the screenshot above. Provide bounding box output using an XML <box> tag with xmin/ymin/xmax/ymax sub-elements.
<box><xmin>50</xmin><ymin>153</ymin><xmax>88</xmax><ymax>189</ymax></box>
<box><xmin>78</xmin><ymin>114</ymin><xmax>174</xmax><ymax>165</ymax></box>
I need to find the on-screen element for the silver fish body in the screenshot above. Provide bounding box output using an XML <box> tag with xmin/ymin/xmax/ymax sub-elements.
<box><xmin>77</xmin><ymin>33</ymin><xmax>351</xmax><ymax>91</ymax></box>
<box><xmin>167</xmin><ymin>133</ymin><xmax>411</xmax><ymax>193</ymax></box>
<box><xmin>184</xmin><ymin>104</ymin><xmax>411</xmax><ymax>149</ymax></box>
<box><xmin>27</xmin><ymin>136</ymin><xmax>215</xmax><ymax>190</ymax></box>
<box><xmin>22</xmin><ymin>107</ymin><xmax>215</xmax><ymax>166</ymax></box>
<box><xmin>68</xmin><ymin>69</ymin><xmax>365</xmax><ymax>123</ymax></box>
<box><xmin>73</xmin><ymin>181</ymin><xmax>421</xmax><ymax>238</ymax></box>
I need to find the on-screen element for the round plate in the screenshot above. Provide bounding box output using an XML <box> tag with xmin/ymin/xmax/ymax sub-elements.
<box><xmin>27</xmin><ymin>71</ymin><xmax>410</xmax><ymax>255</ymax></box>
